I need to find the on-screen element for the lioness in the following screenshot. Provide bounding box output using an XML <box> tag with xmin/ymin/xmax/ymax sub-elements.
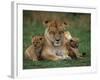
<box><xmin>41</xmin><ymin>19</ymin><xmax>71</xmax><ymax>61</ymax></box>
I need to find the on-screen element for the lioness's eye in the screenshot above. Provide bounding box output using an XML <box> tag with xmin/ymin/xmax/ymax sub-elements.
<box><xmin>59</xmin><ymin>31</ymin><xmax>64</xmax><ymax>34</ymax></box>
<box><xmin>49</xmin><ymin>31</ymin><xmax>55</xmax><ymax>34</ymax></box>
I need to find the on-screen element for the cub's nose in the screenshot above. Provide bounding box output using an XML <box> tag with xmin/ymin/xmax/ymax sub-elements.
<box><xmin>34</xmin><ymin>44</ymin><xmax>37</xmax><ymax>47</ymax></box>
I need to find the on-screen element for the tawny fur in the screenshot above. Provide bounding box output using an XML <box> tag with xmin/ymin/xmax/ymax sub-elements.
<box><xmin>25</xmin><ymin>35</ymin><xmax>45</xmax><ymax>61</ymax></box>
<box><xmin>41</xmin><ymin>19</ymin><xmax>71</xmax><ymax>61</ymax></box>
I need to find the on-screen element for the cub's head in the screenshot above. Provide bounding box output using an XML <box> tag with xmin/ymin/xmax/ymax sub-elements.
<box><xmin>43</xmin><ymin>19</ymin><xmax>68</xmax><ymax>47</ymax></box>
<box><xmin>69</xmin><ymin>38</ymin><xmax>79</xmax><ymax>48</ymax></box>
<box><xmin>32</xmin><ymin>35</ymin><xmax>44</xmax><ymax>48</ymax></box>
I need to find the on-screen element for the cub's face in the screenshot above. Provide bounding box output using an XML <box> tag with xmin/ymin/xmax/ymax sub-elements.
<box><xmin>69</xmin><ymin>38</ymin><xmax>79</xmax><ymax>48</ymax></box>
<box><xmin>44</xmin><ymin>20</ymin><xmax>67</xmax><ymax>47</ymax></box>
<box><xmin>32</xmin><ymin>36</ymin><xmax>44</xmax><ymax>49</ymax></box>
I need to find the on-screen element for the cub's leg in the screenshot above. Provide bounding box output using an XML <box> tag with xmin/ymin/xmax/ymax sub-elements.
<box><xmin>72</xmin><ymin>48</ymin><xmax>83</xmax><ymax>59</ymax></box>
<box><xmin>25</xmin><ymin>46</ymin><xmax>38</xmax><ymax>61</ymax></box>
<box><xmin>25</xmin><ymin>51</ymin><xmax>38</xmax><ymax>61</ymax></box>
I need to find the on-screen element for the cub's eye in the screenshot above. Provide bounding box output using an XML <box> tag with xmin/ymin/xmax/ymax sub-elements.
<box><xmin>59</xmin><ymin>31</ymin><xmax>64</xmax><ymax>34</ymax></box>
<box><xmin>36</xmin><ymin>42</ymin><xmax>40</xmax><ymax>44</ymax></box>
<box><xmin>32</xmin><ymin>42</ymin><xmax>35</xmax><ymax>44</ymax></box>
<box><xmin>49</xmin><ymin>31</ymin><xmax>55</xmax><ymax>34</ymax></box>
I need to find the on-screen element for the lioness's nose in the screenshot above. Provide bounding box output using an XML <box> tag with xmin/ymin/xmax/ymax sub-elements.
<box><xmin>56</xmin><ymin>39</ymin><xmax>60</xmax><ymax>41</ymax></box>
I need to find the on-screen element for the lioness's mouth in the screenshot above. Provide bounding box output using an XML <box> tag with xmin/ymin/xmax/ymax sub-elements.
<box><xmin>54</xmin><ymin>41</ymin><xmax>61</xmax><ymax>47</ymax></box>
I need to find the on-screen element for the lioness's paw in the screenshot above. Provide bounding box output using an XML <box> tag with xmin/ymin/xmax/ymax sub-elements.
<box><xmin>65</xmin><ymin>56</ymin><xmax>72</xmax><ymax>60</ymax></box>
<box><xmin>32</xmin><ymin>58</ymin><xmax>38</xmax><ymax>61</ymax></box>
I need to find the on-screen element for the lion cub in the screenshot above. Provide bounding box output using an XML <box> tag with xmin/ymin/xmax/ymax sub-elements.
<box><xmin>66</xmin><ymin>38</ymin><xmax>81</xmax><ymax>59</ymax></box>
<box><xmin>25</xmin><ymin>35</ymin><xmax>45</xmax><ymax>61</ymax></box>
<box><xmin>64</xmin><ymin>31</ymin><xmax>82</xmax><ymax>59</ymax></box>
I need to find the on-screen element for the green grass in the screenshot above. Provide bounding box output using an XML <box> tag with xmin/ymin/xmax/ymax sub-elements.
<box><xmin>23</xmin><ymin>13</ymin><xmax>91</xmax><ymax>69</ymax></box>
<box><xmin>23</xmin><ymin>58</ymin><xmax>90</xmax><ymax>69</ymax></box>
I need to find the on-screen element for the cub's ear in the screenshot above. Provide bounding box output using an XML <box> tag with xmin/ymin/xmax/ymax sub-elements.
<box><xmin>31</xmin><ymin>35</ymin><xmax>35</xmax><ymax>40</ymax></box>
<box><xmin>75</xmin><ymin>38</ymin><xmax>80</xmax><ymax>42</ymax></box>
<box><xmin>32</xmin><ymin>35</ymin><xmax>34</xmax><ymax>38</ymax></box>
<box><xmin>71</xmin><ymin>37</ymin><xmax>80</xmax><ymax>42</ymax></box>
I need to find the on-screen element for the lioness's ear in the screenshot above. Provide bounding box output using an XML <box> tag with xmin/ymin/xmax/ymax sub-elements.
<box><xmin>63</xmin><ymin>20</ymin><xmax>70</xmax><ymax>29</ymax></box>
<box><xmin>64</xmin><ymin>22</ymin><xmax>67</xmax><ymax>25</ymax></box>
<box><xmin>43</xmin><ymin>20</ymin><xmax>50</xmax><ymax>27</ymax></box>
<box><xmin>63</xmin><ymin>21</ymin><xmax>68</xmax><ymax>27</ymax></box>
<box><xmin>44</xmin><ymin>20</ymin><xmax>49</xmax><ymax>24</ymax></box>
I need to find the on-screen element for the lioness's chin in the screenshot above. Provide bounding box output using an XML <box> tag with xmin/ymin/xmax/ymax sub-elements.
<box><xmin>54</xmin><ymin>43</ymin><xmax>61</xmax><ymax>47</ymax></box>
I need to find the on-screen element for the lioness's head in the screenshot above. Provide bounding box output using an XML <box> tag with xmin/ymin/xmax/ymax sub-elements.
<box><xmin>44</xmin><ymin>19</ymin><xmax>67</xmax><ymax>47</ymax></box>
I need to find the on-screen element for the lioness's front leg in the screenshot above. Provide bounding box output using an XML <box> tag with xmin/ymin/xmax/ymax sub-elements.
<box><xmin>47</xmin><ymin>54</ymin><xmax>63</xmax><ymax>61</ymax></box>
<box><xmin>42</xmin><ymin>49</ymin><xmax>63</xmax><ymax>61</ymax></box>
